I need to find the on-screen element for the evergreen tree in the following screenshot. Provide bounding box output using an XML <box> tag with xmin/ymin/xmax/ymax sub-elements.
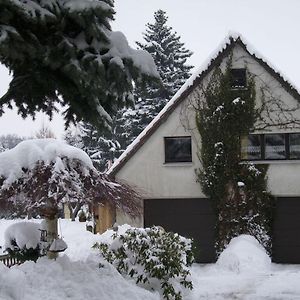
<box><xmin>196</xmin><ymin>59</ymin><xmax>273</xmax><ymax>254</ymax></box>
<box><xmin>68</xmin><ymin>9</ymin><xmax>193</xmax><ymax>170</ymax></box>
<box><xmin>64</xmin><ymin>126</ymin><xmax>84</xmax><ymax>149</ymax></box>
<box><xmin>65</xmin><ymin>122</ymin><xmax>121</xmax><ymax>172</ymax></box>
<box><xmin>119</xmin><ymin>9</ymin><xmax>193</xmax><ymax>147</ymax></box>
<box><xmin>0</xmin><ymin>0</ymin><xmax>158</xmax><ymax>128</ymax></box>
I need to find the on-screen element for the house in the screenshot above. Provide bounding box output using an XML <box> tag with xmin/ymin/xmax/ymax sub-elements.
<box><xmin>105</xmin><ymin>34</ymin><xmax>300</xmax><ymax>263</ymax></box>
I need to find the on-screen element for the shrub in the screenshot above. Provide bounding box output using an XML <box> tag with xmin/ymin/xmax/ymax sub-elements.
<box><xmin>94</xmin><ymin>226</ymin><xmax>194</xmax><ymax>300</ymax></box>
<box><xmin>4</xmin><ymin>222</ymin><xmax>46</xmax><ymax>262</ymax></box>
<box><xmin>6</xmin><ymin>242</ymin><xmax>42</xmax><ymax>263</ymax></box>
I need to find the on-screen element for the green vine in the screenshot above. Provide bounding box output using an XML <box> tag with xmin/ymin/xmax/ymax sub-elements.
<box><xmin>196</xmin><ymin>57</ymin><xmax>274</xmax><ymax>254</ymax></box>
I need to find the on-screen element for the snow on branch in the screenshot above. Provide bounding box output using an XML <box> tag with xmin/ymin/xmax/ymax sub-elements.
<box><xmin>0</xmin><ymin>0</ymin><xmax>159</xmax><ymax>128</ymax></box>
<box><xmin>0</xmin><ymin>139</ymin><xmax>141</xmax><ymax>217</ymax></box>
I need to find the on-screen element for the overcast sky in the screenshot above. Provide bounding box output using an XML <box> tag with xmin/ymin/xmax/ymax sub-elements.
<box><xmin>0</xmin><ymin>0</ymin><xmax>299</xmax><ymax>138</ymax></box>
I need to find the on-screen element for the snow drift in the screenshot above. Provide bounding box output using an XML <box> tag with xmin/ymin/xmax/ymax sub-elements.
<box><xmin>0</xmin><ymin>256</ymin><xmax>159</xmax><ymax>300</ymax></box>
<box><xmin>217</xmin><ymin>234</ymin><xmax>271</xmax><ymax>273</ymax></box>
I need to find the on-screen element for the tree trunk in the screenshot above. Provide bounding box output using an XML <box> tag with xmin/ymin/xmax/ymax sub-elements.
<box><xmin>68</xmin><ymin>202</ymin><xmax>82</xmax><ymax>221</ymax></box>
<box><xmin>45</xmin><ymin>215</ymin><xmax>58</xmax><ymax>259</ymax></box>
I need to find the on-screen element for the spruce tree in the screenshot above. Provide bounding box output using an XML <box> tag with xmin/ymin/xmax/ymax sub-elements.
<box><xmin>119</xmin><ymin>9</ymin><xmax>193</xmax><ymax>147</ymax></box>
<box><xmin>68</xmin><ymin>9</ymin><xmax>193</xmax><ymax>169</ymax></box>
<box><xmin>65</xmin><ymin>122</ymin><xmax>121</xmax><ymax>172</ymax></box>
<box><xmin>0</xmin><ymin>0</ymin><xmax>158</xmax><ymax>128</ymax></box>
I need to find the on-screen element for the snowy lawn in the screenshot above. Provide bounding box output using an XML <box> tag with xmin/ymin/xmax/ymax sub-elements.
<box><xmin>1</xmin><ymin>219</ymin><xmax>300</xmax><ymax>300</ymax></box>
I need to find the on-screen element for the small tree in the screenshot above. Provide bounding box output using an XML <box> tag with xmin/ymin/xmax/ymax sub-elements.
<box><xmin>0</xmin><ymin>139</ymin><xmax>141</xmax><ymax>258</ymax></box>
<box><xmin>35</xmin><ymin>123</ymin><xmax>56</xmax><ymax>139</ymax></box>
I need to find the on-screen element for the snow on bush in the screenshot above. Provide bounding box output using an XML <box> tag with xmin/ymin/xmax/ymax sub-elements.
<box><xmin>0</xmin><ymin>138</ymin><xmax>141</xmax><ymax>219</ymax></box>
<box><xmin>217</xmin><ymin>234</ymin><xmax>271</xmax><ymax>273</ymax></box>
<box><xmin>94</xmin><ymin>226</ymin><xmax>194</xmax><ymax>300</ymax></box>
<box><xmin>4</xmin><ymin>221</ymin><xmax>45</xmax><ymax>262</ymax></box>
<box><xmin>0</xmin><ymin>138</ymin><xmax>93</xmax><ymax>187</ymax></box>
<box><xmin>4</xmin><ymin>222</ymin><xmax>42</xmax><ymax>250</ymax></box>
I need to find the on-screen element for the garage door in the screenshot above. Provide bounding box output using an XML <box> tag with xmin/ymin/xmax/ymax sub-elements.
<box><xmin>273</xmin><ymin>197</ymin><xmax>300</xmax><ymax>263</ymax></box>
<box><xmin>144</xmin><ymin>198</ymin><xmax>216</xmax><ymax>263</ymax></box>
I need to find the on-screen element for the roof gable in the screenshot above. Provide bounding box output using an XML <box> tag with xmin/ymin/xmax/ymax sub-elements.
<box><xmin>108</xmin><ymin>34</ymin><xmax>300</xmax><ymax>177</ymax></box>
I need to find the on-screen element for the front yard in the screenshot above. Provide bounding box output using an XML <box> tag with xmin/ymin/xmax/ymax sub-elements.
<box><xmin>1</xmin><ymin>219</ymin><xmax>300</xmax><ymax>300</ymax></box>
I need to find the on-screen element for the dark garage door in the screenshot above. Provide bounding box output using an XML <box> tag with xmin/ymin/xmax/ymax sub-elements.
<box><xmin>144</xmin><ymin>198</ymin><xmax>216</xmax><ymax>263</ymax></box>
<box><xmin>273</xmin><ymin>197</ymin><xmax>300</xmax><ymax>263</ymax></box>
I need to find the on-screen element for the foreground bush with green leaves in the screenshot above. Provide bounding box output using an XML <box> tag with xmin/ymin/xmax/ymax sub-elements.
<box><xmin>93</xmin><ymin>226</ymin><xmax>194</xmax><ymax>300</ymax></box>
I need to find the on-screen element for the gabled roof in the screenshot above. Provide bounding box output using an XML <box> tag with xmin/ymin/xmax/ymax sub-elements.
<box><xmin>108</xmin><ymin>33</ymin><xmax>300</xmax><ymax>177</ymax></box>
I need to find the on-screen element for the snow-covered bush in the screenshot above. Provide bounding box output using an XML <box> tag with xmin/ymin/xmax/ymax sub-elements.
<box><xmin>0</xmin><ymin>139</ymin><xmax>141</xmax><ymax>220</ymax></box>
<box><xmin>4</xmin><ymin>222</ymin><xmax>46</xmax><ymax>262</ymax></box>
<box><xmin>94</xmin><ymin>226</ymin><xmax>194</xmax><ymax>300</ymax></box>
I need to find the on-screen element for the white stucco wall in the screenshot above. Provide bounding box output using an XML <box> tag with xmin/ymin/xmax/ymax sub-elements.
<box><xmin>116</xmin><ymin>99</ymin><xmax>203</xmax><ymax>199</ymax></box>
<box><xmin>115</xmin><ymin>43</ymin><xmax>300</xmax><ymax>223</ymax></box>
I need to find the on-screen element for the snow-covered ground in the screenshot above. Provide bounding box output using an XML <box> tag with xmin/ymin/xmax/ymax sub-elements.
<box><xmin>1</xmin><ymin>219</ymin><xmax>300</xmax><ymax>300</ymax></box>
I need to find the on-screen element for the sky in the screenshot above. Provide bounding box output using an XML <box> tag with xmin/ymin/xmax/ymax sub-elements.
<box><xmin>0</xmin><ymin>0</ymin><xmax>300</xmax><ymax>138</ymax></box>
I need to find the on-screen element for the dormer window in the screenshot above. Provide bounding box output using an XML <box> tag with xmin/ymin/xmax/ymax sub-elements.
<box><xmin>230</xmin><ymin>68</ymin><xmax>246</xmax><ymax>88</ymax></box>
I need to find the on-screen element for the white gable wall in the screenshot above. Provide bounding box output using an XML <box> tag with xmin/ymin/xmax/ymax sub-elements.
<box><xmin>115</xmin><ymin>44</ymin><xmax>300</xmax><ymax>225</ymax></box>
<box><xmin>117</xmin><ymin>99</ymin><xmax>203</xmax><ymax>199</ymax></box>
<box><xmin>230</xmin><ymin>45</ymin><xmax>300</xmax><ymax>196</ymax></box>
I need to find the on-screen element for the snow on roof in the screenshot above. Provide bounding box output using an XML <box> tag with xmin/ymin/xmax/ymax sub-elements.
<box><xmin>0</xmin><ymin>138</ymin><xmax>94</xmax><ymax>186</ymax></box>
<box><xmin>108</xmin><ymin>32</ymin><xmax>300</xmax><ymax>176</ymax></box>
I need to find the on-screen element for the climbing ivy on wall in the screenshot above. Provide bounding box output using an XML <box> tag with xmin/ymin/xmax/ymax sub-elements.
<box><xmin>196</xmin><ymin>58</ymin><xmax>274</xmax><ymax>254</ymax></box>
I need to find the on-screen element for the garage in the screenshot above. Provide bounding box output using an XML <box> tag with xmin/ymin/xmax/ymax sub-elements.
<box><xmin>272</xmin><ymin>197</ymin><xmax>300</xmax><ymax>263</ymax></box>
<box><xmin>144</xmin><ymin>198</ymin><xmax>216</xmax><ymax>263</ymax></box>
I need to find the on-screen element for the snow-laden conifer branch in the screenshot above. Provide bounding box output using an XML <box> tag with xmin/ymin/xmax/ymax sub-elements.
<box><xmin>0</xmin><ymin>0</ymin><xmax>159</xmax><ymax>129</ymax></box>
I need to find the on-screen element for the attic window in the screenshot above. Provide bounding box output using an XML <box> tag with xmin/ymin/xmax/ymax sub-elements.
<box><xmin>230</xmin><ymin>68</ymin><xmax>246</xmax><ymax>88</ymax></box>
<box><xmin>164</xmin><ymin>137</ymin><xmax>192</xmax><ymax>163</ymax></box>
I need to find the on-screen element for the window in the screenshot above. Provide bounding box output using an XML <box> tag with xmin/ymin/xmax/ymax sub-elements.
<box><xmin>265</xmin><ymin>134</ymin><xmax>286</xmax><ymax>159</ymax></box>
<box><xmin>289</xmin><ymin>133</ymin><xmax>300</xmax><ymax>159</ymax></box>
<box><xmin>230</xmin><ymin>68</ymin><xmax>246</xmax><ymax>88</ymax></box>
<box><xmin>241</xmin><ymin>133</ymin><xmax>300</xmax><ymax>161</ymax></box>
<box><xmin>241</xmin><ymin>135</ymin><xmax>262</xmax><ymax>160</ymax></box>
<box><xmin>164</xmin><ymin>137</ymin><xmax>192</xmax><ymax>163</ymax></box>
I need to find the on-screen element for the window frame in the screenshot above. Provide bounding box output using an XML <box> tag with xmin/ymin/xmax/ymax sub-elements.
<box><xmin>264</xmin><ymin>133</ymin><xmax>287</xmax><ymax>160</ymax></box>
<box><xmin>241</xmin><ymin>133</ymin><xmax>300</xmax><ymax>161</ymax></box>
<box><xmin>241</xmin><ymin>134</ymin><xmax>263</xmax><ymax>160</ymax></box>
<box><xmin>289</xmin><ymin>133</ymin><xmax>300</xmax><ymax>160</ymax></box>
<box><xmin>164</xmin><ymin>136</ymin><xmax>192</xmax><ymax>163</ymax></box>
<box><xmin>230</xmin><ymin>68</ymin><xmax>247</xmax><ymax>89</ymax></box>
